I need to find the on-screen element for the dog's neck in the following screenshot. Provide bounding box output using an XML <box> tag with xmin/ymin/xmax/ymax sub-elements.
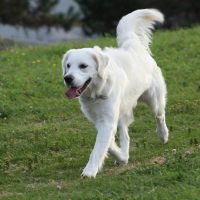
<box><xmin>80</xmin><ymin>73</ymin><xmax>113</xmax><ymax>101</ymax></box>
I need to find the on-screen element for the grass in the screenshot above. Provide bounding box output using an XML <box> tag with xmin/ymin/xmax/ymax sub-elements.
<box><xmin>0</xmin><ymin>27</ymin><xmax>200</xmax><ymax>200</ymax></box>
<box><xmin>0</xmin><ymin>38</ymin><xmax>22</xmax><ymax>51</ymax></box>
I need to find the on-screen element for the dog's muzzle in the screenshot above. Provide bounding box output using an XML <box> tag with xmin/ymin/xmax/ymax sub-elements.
<box><xmin>65</xmin><ymin>78</ymin><xmax>92</xmax><ymax>99</ymax></box>
<box><xmin>64</xmin><ymin>75</ymin><xmax>74</xmax><ymax>86</ymax></box>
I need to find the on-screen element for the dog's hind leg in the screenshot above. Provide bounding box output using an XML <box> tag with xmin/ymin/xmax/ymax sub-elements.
<box><xmin>140</xmin><ymin>69</ymin><xmax>169</xmax><ymax>143</ymax></box>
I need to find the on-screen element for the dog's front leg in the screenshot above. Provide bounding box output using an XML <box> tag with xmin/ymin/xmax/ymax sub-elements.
<box><xmin>81</xmin><ymin>122</ymin><xmax>115</xmax><ymax>178</ymax></box>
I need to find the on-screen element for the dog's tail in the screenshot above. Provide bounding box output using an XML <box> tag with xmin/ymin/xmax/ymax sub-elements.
<box><xmin>116</xmin><ymin>9</ymin><xmax>164</xmax><ymax>52</ymax></box>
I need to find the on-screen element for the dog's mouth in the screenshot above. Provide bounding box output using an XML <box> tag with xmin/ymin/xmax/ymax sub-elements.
<box><xmin>65</xmin><ymin>78</ymin><xmax>92</xmax><ymax>99</ymax></box>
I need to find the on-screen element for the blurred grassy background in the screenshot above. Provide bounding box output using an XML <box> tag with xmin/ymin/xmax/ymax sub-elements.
<box><xmin>0</xmin><ymin>27</ymin><xmax>200</xmax><ymax>199</ymax></box>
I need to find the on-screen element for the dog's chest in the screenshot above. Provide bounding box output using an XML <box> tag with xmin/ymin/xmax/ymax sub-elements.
<box><xmin>79</xmin><ymin>98</ymin><xmax>108</xmax><ymax>124</ymax></box>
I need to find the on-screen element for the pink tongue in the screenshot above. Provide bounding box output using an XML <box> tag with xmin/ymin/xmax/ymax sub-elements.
<box><xmin>66</xmin><ymin>88</ymin><xmax>78</xmax><ymax>99</ymax></box>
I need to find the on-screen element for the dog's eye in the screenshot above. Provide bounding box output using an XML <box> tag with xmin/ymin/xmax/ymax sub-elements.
<box><xmin>79</xmin><ymin>64</ymin><xmax>88</xmax><ymax>69</ymax></box>
<box><xmin>67</xmin><ymin>64</ymin><xmax>70</xmax><ymax>68</ymax></box>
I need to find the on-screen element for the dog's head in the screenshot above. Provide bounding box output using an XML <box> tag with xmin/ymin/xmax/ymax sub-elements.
<box><xmin>62</xmin><ymin>47</ymin><xmax>109</xmax><ymax>99</ymax></box>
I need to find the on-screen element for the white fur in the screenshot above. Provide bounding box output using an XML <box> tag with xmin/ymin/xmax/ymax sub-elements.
<box><xmin>62</xmin><ymin>9</ymin><xmax>169</xmax><ymax>178</ymax></box>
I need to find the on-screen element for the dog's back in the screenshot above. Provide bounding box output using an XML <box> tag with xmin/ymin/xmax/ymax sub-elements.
<box><xmin>116</xmin><ymin>9</ymin><xmax>164</xmax><ymax>53</ymax></box>
<box><xmin>103</xmin><ymin>10</ymin><xmax>164</xmax><ymax>95</ymax></box>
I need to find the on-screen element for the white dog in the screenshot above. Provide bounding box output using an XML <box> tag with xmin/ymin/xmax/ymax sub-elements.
<box><xmin>62</xmin><ymin>9</ymin><xmax>169</xmax><ymax>178</ymax></box>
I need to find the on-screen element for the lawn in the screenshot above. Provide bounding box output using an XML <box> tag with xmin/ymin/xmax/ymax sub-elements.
<box><xmin>0</xmin><ymin>27</ymin><xmax>200</xmax><ymax>200</ymax></box>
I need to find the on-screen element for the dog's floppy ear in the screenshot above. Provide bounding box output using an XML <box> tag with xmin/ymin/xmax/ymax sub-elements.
<box><xmin>61</xmin><ymin>49</ymin><xmax>75</xmax><ymax>75</ymax></box>
<box><xmin>62</xmin><ymin>49</ymin><xmax>75</xmax><ymax>66</ymax></box>
<box><xmin>92</xmin><ymin>46</ymin><xmax>109</xmax><ymax>79</ymax></box>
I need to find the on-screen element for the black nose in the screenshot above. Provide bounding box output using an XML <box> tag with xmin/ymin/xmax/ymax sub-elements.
<box><xmin>64</xmin><ymin>75</ymin><xmax>74</xmax><ymax>85</ymax></box>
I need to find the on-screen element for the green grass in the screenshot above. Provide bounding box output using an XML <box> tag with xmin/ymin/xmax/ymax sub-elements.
<box><xmin>0</xmin><ymin>27</ymin><xmax>200</xmax><ymax>200</ymax></box>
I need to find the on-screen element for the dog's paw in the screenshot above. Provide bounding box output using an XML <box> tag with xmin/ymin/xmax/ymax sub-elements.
<box><xmin>160</xmin><ymin>136</ymin><xmax>168</xmax><ymax>144</ymax></box>
<box><xmin>81</xmin><ymin>165</ymin><xmax>98</xmax><ymax>178</ymax></box>
<box><xmin>114</xmin><ymin>158</ymin><xmax>128</xmax><ymax>166</ymax></box>
<box><xmin>156</xmin><ymin>126</ymin><xmax>169</xmax><ymax>144</ymax></box>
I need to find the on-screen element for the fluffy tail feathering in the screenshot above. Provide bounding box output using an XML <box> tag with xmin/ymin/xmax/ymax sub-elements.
<box><xmin>116</xmin><ymin>9</ymin><xmax>164</xmax><ymax>52</ymax></box>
